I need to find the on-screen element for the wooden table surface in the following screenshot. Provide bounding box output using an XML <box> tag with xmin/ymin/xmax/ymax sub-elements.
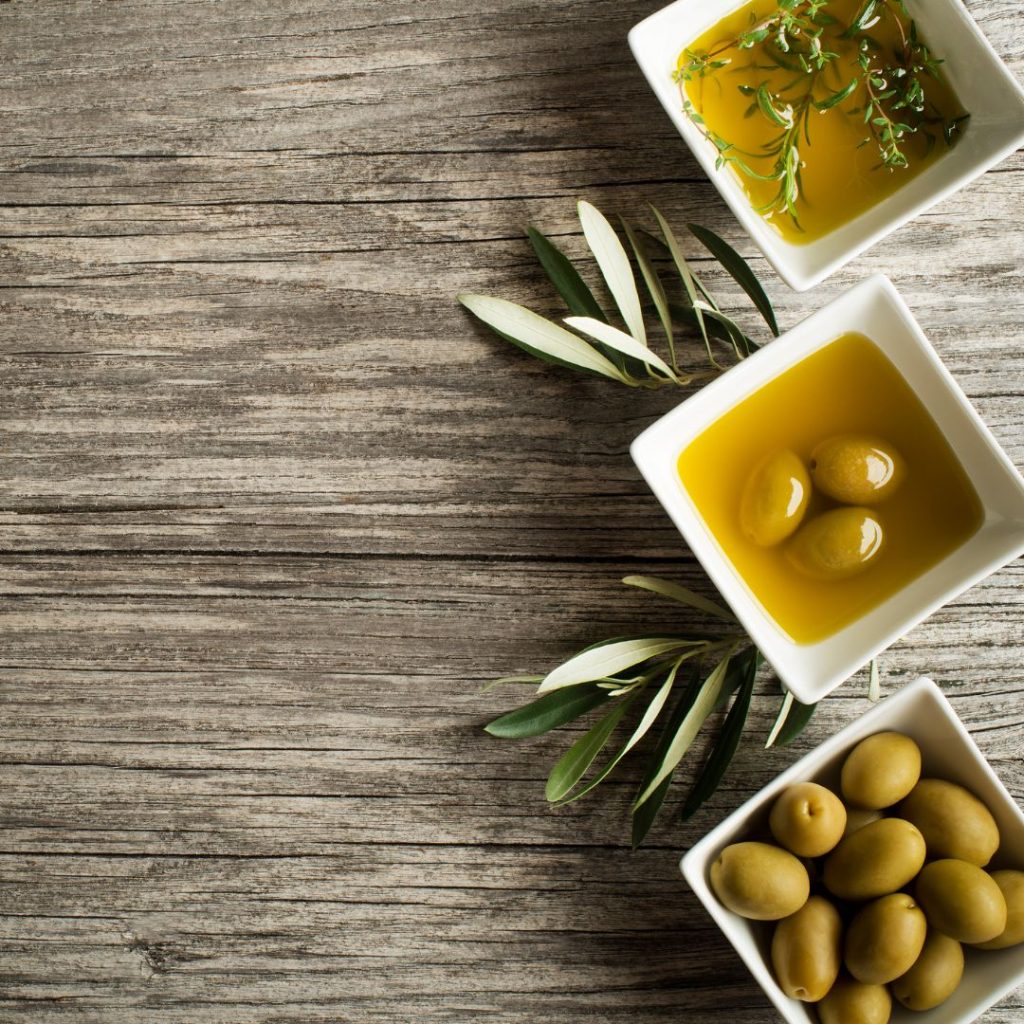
<box><xmin>2</xmin><ymin>2</ymin><xmax>1022</xmax><ymax>1021</ymax></box>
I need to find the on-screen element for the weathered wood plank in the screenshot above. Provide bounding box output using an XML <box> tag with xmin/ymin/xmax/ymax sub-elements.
<box><xmin>1</xmin><ymin>0</ymin><xmax>1022</xmax><ymax>1021</ymax></box>
<box><xmin>3</xmin><ymin>173</ymin><xmax>1022</xmax><ymax>557</ymax></box>
<box><xmin>0</xmin><ymin>556</ymin><xmax>1020</xmax><ymax>856</ymax></box>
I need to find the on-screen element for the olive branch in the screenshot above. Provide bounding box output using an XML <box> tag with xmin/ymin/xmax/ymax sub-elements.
<box><xmin>484</xmin><ymin>578</ymin><xmax>820</xmax><ymax>848</ymax></box>
<box><xmin>458</xmin><ymin>200</ymin><xmax>779</xmax><ymax>387</ymax></box>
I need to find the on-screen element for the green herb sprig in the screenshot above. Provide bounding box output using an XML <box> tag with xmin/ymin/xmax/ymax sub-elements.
<box><xmin>674</xmin><ymin>0</ymin><xmax>969</xmax><ymax>226</ymax></box>
<box><xmin>458</xmin><ymin>201</ymin><xmax>779</xmax><ymax>388</ymax></box>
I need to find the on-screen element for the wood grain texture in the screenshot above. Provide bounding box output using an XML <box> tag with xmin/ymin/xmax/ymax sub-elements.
<box><xmin>1</xmin><ymin>0</ymin><xmax>1022</xmax><ymax>1020</ymax></box>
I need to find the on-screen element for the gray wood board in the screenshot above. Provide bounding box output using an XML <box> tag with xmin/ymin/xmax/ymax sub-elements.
<box><xmin>1</xmin><ymin>0</ymin><xmax>1022</xmax><ymax>1021</ymax></box>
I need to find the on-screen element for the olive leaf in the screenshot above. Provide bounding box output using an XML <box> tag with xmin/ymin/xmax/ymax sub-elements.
<box><xmin>553</xmin><ymin>657</ymin><xmax>685</xmax><ymax>806</ymax></box>
<box><xmin>649</xmin><ymin>205</ymin><xmax>718</xmax><ymax>368</ymax></box>
<box><xmin>631</xmin><ymin>662</ymin><xmax>702</xmax><ymax>848</ymax></box>
<box><xmin>621</xmin><ymin>574</ymin><xmax>736</xmax><ymax>623</ymax></box>
<box><xmin>478</xmin><ymin>675</ymin><xmax>543</xmax><ymax>693</ymax></box>
<box><xmin>457</xmin><ymin>294</ymin><xmax>628</xmax><ymax>382</ymax></box>
<box><xmin>666</xmin><ymin>301</ymin><xmax>751</xmax><ymax>353</ymax></box>
<box><xmin>545</xmin><ymin>695</ymin><xmax>636</xmax><ymax>802</ymax></box>
<box><xmin>681</xmin><ymin>648</ymin><xmax>759</xmax><ymax>820</ymax></box>
<box><xmin>634</xmin><ymin>645</ymin><xmax>739</xmax><ymax>807</ymax></box>
<box><xmin>766</xmin><ymin>688</ymin><xmax>817</xmax><ymax>748</ymax></box>
<box><xmin>483</xmin><ymin>579</ymin><xmax>782</xmax><ymax>842</ymax></box>
<box><xmin>577</xmin><ymin>200</ymin><xmax>646</xmax><ymax>346</ymax></box>
<box><xmin>686</xmin><ymin>223</ymin><xmax>779</xmax><ymax>337</ymax></box>
<box><xmin>564</xmin><ymin>317</ymin><xmax>678</xmax><ymax>381</ymax></box>
<box><xmin>631</xmin><ymin>776</ymin><xmax>673</xmax><ymax>848</ymax></box>
<box><xmin>702</xmin><ymin>306</ymin><xmax>757</xmax><ymax>359</ymax></box>
<box><xmin>537</xmin><ymin>636</ymin><xmax>707</xmax><ymax>694</ymax></box>
<box><xmin>621</xmin><ymin>218</ymin><xmax>675</xmax><ymax>367</ymax></box>
<box><xmin>712</xmin><ymin>645</ymin><xmax>760</xmax><ymax>712</ymax></box>
<box><xmin>485</xmin><ymin>683</ymin><xmax>610</xmax><ymax>738</ymax></box>
<box><xmin>526</xmin><ymin>226</ymin><xmax>606</xmax><ymax>321</ymax></box>
<box><xmin>459</xmin><ymin>202</ymin><xmax>780</xmax><ymax>388</ymax></box>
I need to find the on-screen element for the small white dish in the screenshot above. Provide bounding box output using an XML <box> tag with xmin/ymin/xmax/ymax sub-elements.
<box><xmin>630</xmin><ymin>274</ymin><xmax>1024</xmax><ymax>704</ymax></box>
<box><xmin>680</xmin><ymin>677</ymin><xmax>1024</xmax><ymax>1024</ymax></box>
<box><xmin>628</xmin><ymin>0</ymin><xmax>1024</xmax><ymax>291</ymax></box>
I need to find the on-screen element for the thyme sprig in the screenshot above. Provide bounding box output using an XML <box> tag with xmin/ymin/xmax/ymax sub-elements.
<box><xmin>674</xmin><ymin>0</ymin><xmax>969</xmax><ymax>226</ymax></box>
<box><xmin>856</xmin><ymin>16</ymin><xmax>968</xmax><ymax>165</ymax></box>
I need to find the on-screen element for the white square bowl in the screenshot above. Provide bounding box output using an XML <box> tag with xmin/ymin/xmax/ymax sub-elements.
<box><xmin>628</xmin><ymin>0</ymin><xmax>1024</xmax><ymax>291</ymax></box>
<box><xmin>630</xmin><ymin>274</ymin><xmax>1024</xmax><ymax>704</ymax></box>
<box><xmin>680</xmin><ymin>676</ymin><xmax>1024</xmax><ymax>1024</ymax></box>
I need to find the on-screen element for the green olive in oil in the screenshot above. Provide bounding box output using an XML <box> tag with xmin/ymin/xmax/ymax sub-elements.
<box><xmin>677</xmin><ymin>333</ymin><xmax>983</xmax><ymax>644</ymax></box>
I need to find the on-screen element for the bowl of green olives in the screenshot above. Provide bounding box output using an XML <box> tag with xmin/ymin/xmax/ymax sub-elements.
<box><xmin>631</xmin><ymin>275</ymin><xmax>1024</xmax><ymax>704</ymax></box>
<box><xmin>680</xmin><ymin>677</ymin><xmax>1024</xmax><ymax>1024</ymax></box>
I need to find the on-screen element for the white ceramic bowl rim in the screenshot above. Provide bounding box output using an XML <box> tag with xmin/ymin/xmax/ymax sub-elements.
<box><xmin>629</xmin><ymin>274</ymin><xmax>1024</xmax><ymax>704</ymax></box>
<box><xmin>627</xmin><ymin>0</ymin><xmax>1024</xmax><ymax>290</ymax></box>
<box><xmin>679</xmin><ymin>676</ymin><xmax>1024</xmax><ymax>1024</ymax></box>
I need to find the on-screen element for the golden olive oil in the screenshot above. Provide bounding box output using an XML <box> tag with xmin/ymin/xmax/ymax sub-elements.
<box><xmin>680</xmin><ymin>0</ymin><xmax>966</xmax><ymax>242</ymax></box>
<box><xmin>677</xmin><ymin>333</ymin><xmax>983</xmax><ymax>643</ymax></box>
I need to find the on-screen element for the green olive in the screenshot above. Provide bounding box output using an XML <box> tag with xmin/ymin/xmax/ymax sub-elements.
<box><xmin>768</xmin><ymin>782</ymin><xmax>847</xmax><ymax>858</ymax></box>
<box><xmin>844</xmin><ymin>893</ymin><xmax>927</xmax><ymax>985</ymax></box>
<box><xmin>915</xmin><ymin>859</ymin><xmax>1008</xmax><ymax>943</ymax></box>
<box><xmin>740</xmin><ymin>449</ymin><xmax>811</xmax><ymax>547</ymax></box>
<box><xmin>710</xmin><ymin>841</ymin><xmax>809</xmax><ymax>921</ymax></box>
<box><xmin>898</xmin><ymin>778</ymin><xmax>1000</xmax><ymax>866</ymax></box>
<box><xmin>786</xmin><ymin>507</ymin><xmax>884</xmax><ymax>581</ymax></box>
<box><xmin>973</xmin><ymin>870</ymin><xmax>1024</xmax><ymax>950</ymax></box>
<box><xmin>817</xmin><ymin>974</ymin><xmax>892</xmax><ymax>1024</ymax></box>
<box><xmin>770</xmin><ymin>895</ymin><xmax>842</xmax><ymax>1001</ymax></box>
<box><xmin>842</xmin><ymin>807</ymin><xmax>884</xmax><ymax>839</ymax></box>
<box><xmin>823</xmin><ymin>817</ymin><xmax>926</xmax><ymax>901</ymax></box>
<box><xmin>841</xmin><ymin>732</ymin><xmax>922</xmax><ymax>810</ymax></box>
<box><xmin>810</xmin><ymin>434</ymin><xmax>906</xmax><ymax>505</ymax></box>
<box><xmin>891</xmin><ymin>930</ymin><xmax>964</xmax><ymax>1011</ymax></box>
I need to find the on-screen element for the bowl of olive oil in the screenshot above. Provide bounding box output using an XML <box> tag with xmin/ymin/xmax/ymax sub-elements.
<box><xmin>631</xmin><ymin>275</ymin><xmax>1024</xmax><ymax>703</ymax></box>
<box><xmin>629</xmin><ymin>0</ymin><xmax>1024</xmax><ymax>290</ymax></box>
